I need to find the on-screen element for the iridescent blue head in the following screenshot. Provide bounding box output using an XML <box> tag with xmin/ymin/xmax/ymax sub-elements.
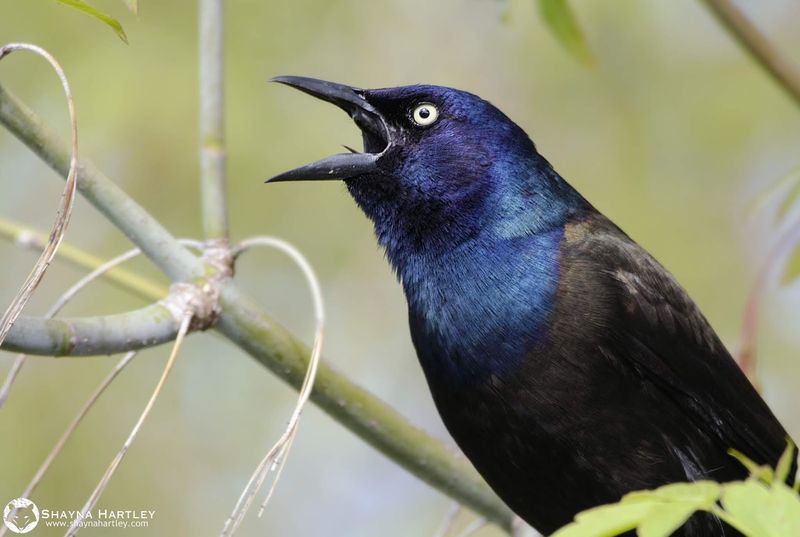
<box><xmin>269</xmin><ymin>77</ymin><xmax>588</xmax><ymax>384</ymax></box>
<box><xmin>268</xmin><ymin>76</ymin><xmax>585</xmax><ymax>266</ymax></box>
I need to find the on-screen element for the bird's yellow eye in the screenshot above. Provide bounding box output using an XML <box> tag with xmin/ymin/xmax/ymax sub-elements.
<box><xmin>411</xmin><ymin>103</ymin><xmax>439</xmax><ymax>126</ymax></box>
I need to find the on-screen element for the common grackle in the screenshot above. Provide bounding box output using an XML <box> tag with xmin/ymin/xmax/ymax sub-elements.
<box><xmin>268</xmin><ymin>77</ymin><xmax>797</xmax><ymax>536</ymax></box>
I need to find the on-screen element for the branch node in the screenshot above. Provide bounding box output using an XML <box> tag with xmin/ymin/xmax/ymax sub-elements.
<box><xmin>203</xmin><ymin>239</ymin><xmax>235</xmax><ymax>278</ymax></box>
<box><xmin>158</xmin><ymin>244</ymin><xmax>232</xmax><ymax>331</ymax></box>
<box><xmin>160</xmin><ymin>281</ymin><xmax>218</xmax><ymax>331</ymax></box>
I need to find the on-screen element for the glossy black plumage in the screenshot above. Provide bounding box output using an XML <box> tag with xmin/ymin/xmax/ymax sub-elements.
<box><xmin>269</xmin><ymin>77</ymin><xmax>797</xmax><ymax>536</ymax></box>
<box><xmin>420</xmin><ymin>212</ymin><xmax>793</xmax><ymax>535</ymax></box>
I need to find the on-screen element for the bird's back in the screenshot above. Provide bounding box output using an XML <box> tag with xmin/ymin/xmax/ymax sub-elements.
<box><xmin>410</xmin><ymin>211</ymin><xmax>795</xmax><ymax>536</ymax></box>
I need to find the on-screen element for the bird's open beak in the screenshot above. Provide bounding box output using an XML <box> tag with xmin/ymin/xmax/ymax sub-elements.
<box><xmin>266</xmin><ymin>76</ymin><xmax>389</xmax><ymax>183</ymax></box>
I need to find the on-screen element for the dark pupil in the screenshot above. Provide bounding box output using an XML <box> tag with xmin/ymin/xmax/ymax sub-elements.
<box><xmin>418</xmin><ymin>107</ymin><xmax>430</xmax><ymax>119</ymax></box>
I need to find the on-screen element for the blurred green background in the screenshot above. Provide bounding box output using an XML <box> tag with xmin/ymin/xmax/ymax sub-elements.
<box><xmin>1</xmin><ymin>0</ymin><xmax>799</xmax><ymax>535</ymax></box>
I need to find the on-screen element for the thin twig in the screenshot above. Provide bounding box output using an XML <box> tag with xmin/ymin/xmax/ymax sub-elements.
<box><xmin>0</xmin><ymin>248</ymin><xmax>139</xmax><ymax>408</ymax></box>
<box><xmin>0</xmin><ymin>356</ymin><xmax>25</xmax><ymax>409</ymax></box>
<box><xmin>221</xmin><ymin>237</ymin><xmax>325</xmax><ymax>536</ymax></box>
<box><xmin>701</xmin><ymin>0</ymin><xmax>800</xmax><ymax>106</ymax></box>
<box><xmin>0</xmin><ymin>43</ymin><xmax>79</xmax><ymax>350</ymax></box>
<box><xmin>456</xmin><ymin>517</ymin><xmax>488</xmax><ymax>537</ymax></box>
<box><xmin>434</xmin><ymin>502</ymin><xmax>463</xmax><ymax>537</ymax></box>
<box><xmin>0</xmin><ymin>351</ymin><xmax>137</xmax><ymax>537</ymax></box>
<box><xmin>24</xmin><ymin>353</ymin><xmax>136</xmax><ymax>498</ymax></box>
<box><xmin>66</xmin><ymin>312</ymin><xmax>193</xmax><ymax>536</ymax></box>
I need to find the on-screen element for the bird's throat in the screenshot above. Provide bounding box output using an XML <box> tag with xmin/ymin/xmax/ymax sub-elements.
<box><xmin>404</xmin><ymin>228</ymin><xmax>565</xmax><ymax>386</ymax></box>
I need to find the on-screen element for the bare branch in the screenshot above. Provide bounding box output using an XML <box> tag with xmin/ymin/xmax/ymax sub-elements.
<box><xmin>0</xmin><ymin>83</ymin><xmax>204</xmax><ymax>282</ymax></box>
<box><xmin>0</xmin><ymin>43</ymin><xmax>78</xmax><ymax>351</ymax></box>
<box><xmin>2</xmin><ymin>304</ymin><xmax>183</xmax><ymax>356</ymax></box>
<box><xmin>199</xmin><ymin>0</ymin><xmax>228</xmax><ymax>241</ymax></box>
<box><xmin>701</xmin><ymin>0</ymin><xmax>800</xmax><ymax>106</ymax></box>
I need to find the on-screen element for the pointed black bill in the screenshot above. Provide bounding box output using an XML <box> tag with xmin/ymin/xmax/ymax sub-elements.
<box><xmin>267</xmin><ymin>76</ymin><xmax>388</xmax><ymax>183</ymax></box>
<box><xmin>267</xmin><ymin>152</ymin><xmax>379</xmax><ymax>183</ymax></box>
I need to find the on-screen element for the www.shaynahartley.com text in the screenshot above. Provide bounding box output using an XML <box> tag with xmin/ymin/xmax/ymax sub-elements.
<box><xmin>38</xmin><ymin>510</ymin><xmax>156</xmax><ymax>520</ymax></box>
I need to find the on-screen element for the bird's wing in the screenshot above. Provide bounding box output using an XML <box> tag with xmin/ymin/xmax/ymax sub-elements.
<box><xmin>563</xmin><ymin>215</ymin><xmax>793</xmax><ymax>477</ymax></box>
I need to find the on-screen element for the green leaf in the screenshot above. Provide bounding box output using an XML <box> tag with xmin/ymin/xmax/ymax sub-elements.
<box><xmin>57</xmin><ymin>0</ymin><xmax>128</xmax><ymax>43</ymax></box>
<box><xmin>626</xmin><ymin>482</ymin><xmax>720</xmax><ymax>537</ymax></box>
<box><xmin>781</xmin><ymin>246</ymin><xmax>800</xmax><ymax>286</ymax></box>
<box><xmin>721</xmin><ymin>480</ymin><xmax>800</xmax><ymax>537</ymax></box>
<box><xmin>551</xmin><ymin>501</ymin><xmax>650</xmax><ymax>537</ymax></box>
<box><xmin>554</xmin><ymin>482</ymin><xmax>722</xmax><ymax>537</ymax></box>
<box><xmin>637</xmin><ymin>502</ymin><xmax>698</xmax><ymax>537</ymax></box>
<box><xmin>774</xmin><ymin>440</ymin><xmax>797</xmax><ymax>485</ymax></box>
<box><xmin>624</xmin><ymin>481</ymin><xmax>720</xmax><ymax>508</ymax></box>
<box><xmin>537</xmin><ymin>0</ymin><xmax>592</xmax><ymax>65</ymax></box>
<box><xmin>123</xmin><ymin>0</ymin><xmax>139</xmax><ymax>15</ymax></box>
<box><xmin>553</xmin><ymin>458</ymin><xmax>799</xmax><ymax>537</ymax></box>
<box><xmin>729</xmin><ymin>448</ymin><xmax>774</xmax><ymax>483</ymax></box>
